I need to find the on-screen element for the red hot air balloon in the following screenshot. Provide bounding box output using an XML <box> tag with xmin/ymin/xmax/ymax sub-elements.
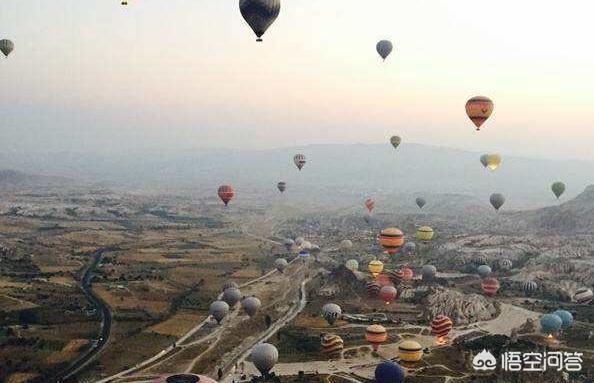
<box><xmin>218</xmin><ymin>185</ymin><xmax>235</xmax><ymax>206</ymax></box>
<box><xmin>365</xmin><ymin>198</ymin><xmax>375</xmax><ymax>213</ymax></box>
<box><xmin>431</xmin><ymin>315</ymin><xmax>453</xmax><ymax>345</ymax></box>
<box><xmin>465</xmin><ymin>96</ymin><xmax>494</xmax><ymax>130</ymax></box>
<box><xmin>379</xmin><ymin>285</ymin><xmax>398</xmax><ymax>304</ymax></box>
<box><xmin>481</xmin><ymin>277</ymin><xmax>500</xmax><ymax>297</ymax></box>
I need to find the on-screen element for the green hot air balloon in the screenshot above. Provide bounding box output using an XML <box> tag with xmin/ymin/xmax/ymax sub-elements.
<box><xmin>376</xmin><ymin>40</ymin><xmax>393</xmax><ymax>61</ymax></box>
<box><xmin>239</xmin><ymin>0</ymin><xmax>281</xmax><ymax>42</ymax></box>
<box><xmin>390</xmin><ymin>135</ymin><xmax>401</xmax><ymax>149</ymax></box>
<box><xmin>490</xmin><ymin>193</ymin><xmax>505</xmax><ymax>211</ymax></box>
<box><xmin>551</xmin><ymin>182</ymin><xmax>566</xmax><ymax>199</ymax></box>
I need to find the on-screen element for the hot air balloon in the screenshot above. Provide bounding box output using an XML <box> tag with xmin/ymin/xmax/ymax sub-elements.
<box><xmin>0</xmin><ymin>39</ymin><xmax>14</xmax><ymax>58</ymax></box>
<box><xmin>481</xmin><ymin>277</ymin><xmax>500</xmax><ymax>297</ymax></box>
<box><xmin>366</xmin><ymin>281</ymin><xmax>381</xmax><ymax>297</ymax></box>
<box><xmin>368</xmin><ymin>260</ymin><xmax>384</xmax><ymax>277</ymax></box>
<box><xmin>398</xmin><ymin>340</ymin><xmax>423</xmax><ymax>362</ymax></box>
<box><xmin>376</xmin><ymin>40</ymin><xmax>393</xmax><ymax>61</ymax></box>
<box><xmin>499</xmin><ymin>259</ymin><xmax>512</xmax><ymax>271</ymax></box>
<box><xmin>375</xmin><ymin>361</ymin><xmax>405</xmax><ymax>383</ymax></box>
<box><xmin>416</xmin><ymin>226</ymin><xmax>434</xmax><ymax>242</ymax></box>
<box><xmin>490</xmin><ymin>193</ymin><xmax>505</xmax><ymax>211</ymax></box>
<box><xmin>322</xmin><ymin>303</ymin><xmax>342</xmax><ymax>325</ymax></box>
<box><xmin>422</xmin><ymin>265</ymin><xmax>436</xmax><ymax>282</ymax></box>
<box><xmin>365</xmin><ymin>324</ymin><xmax>387</xmax><ymax>351</ymax></box>
<box><xmin>415</xmin><ymin>197</ymin><xmax>426</xmax><ymax>209</ymax></box>
<box><xmin>465</xmin><ymin>96</ymin><xmax>494</xmax><ymax>130</ymax></box>
<box><xmin>209</xmin><ymin>301</ymin><xmax>230</xmax><ymax>324</ymax></box>
<box><xmin>402</xmin><ymin>242</ymin><xmax>416</xmax><ymax>257</ymax></box>
<box><xmin>239</xmin><ymin>0</ymin><xmax>280</xmax><ymax>42</ymax></box>
<box><xmin>552</xmin><ymin>310</ymin><xmax>573</xmax><ymax>329</ymax></box>
<box><xmin>551</xmin><ymin>182</ymin><xmax>566</xmax><ymax>199</ymax></box>
<box><xmin>390</xmin><ymin>267</ymin><xmax>413</xmax><ymax>285</ymax></box>
<box><xmin>249</xmin><ymin>343</ymin><xmax>278</xmax><ymax>376</ymax></box>
<box><xmin>480</xmin><ymin>154</ymin><xmax>488</xmax><ymax>168</ymax></box>
<box><xmin>222</xmin><ymin>281</ymin><xmax>239</xmax><ymax>292</ymax></box>
<box><xmin>390</xmin><ymin>135</ymin><xmax>401</xmax><ymax>149</ymax></box>
<box><xmin>430</xmin><ymin>315</ymin><xmax>453</xmax><ymax>344</ymax></box>
<box><xmin>379</xmin><ymin>285</ymin><xmax>398</xmax><ymax>304</ymax></box>
<box><xmin>574</xmin><ymin>287</ymin><xmax>593</xmax><ymax>304</ymax></box>
<box><xmin>242</xmin><ymin>296</ymin><xmax>262</xmax><ymax>317</ymax></box>
<box><xmin>365</xmin><ymin>198</ymin><xmax>375</xmax><ymax>213</ymax></box>
<box><xmin>277</xmin><ymin>181</ymin><xmax>286</xmax><ymax>193</ymax></box>
<box><xmin>477</xmin><ymin>264</ymin><xmax>492</xmax><ymax>278</ymax></box>
<box><xmin>320</xmin><ymin>333</ymin><xmax>344</xmax><ymax>358</ymax></box>
<box><xmin>217</xmin><ymin>185</ymin><xmax>234</xmax><ymax>206</ymax></box>
<box><xmin>222</xmin><ymin>287</ymin><xmax>242</xmax><ymax>306</ymax></box>
<box><xmin>340</xmin><ymin>239</ymin><xmax>353</xmax><ymax>250</ymax></box>
<box><xmin>483</xmin><ymin>154</ymin><xmax>502</xmax><ymax>171</ymax></box>
<box><xmin>523</xmin><ymin>281</ymin><xmax>538</xmax><ymax>296</ymax></box>
<box><xmin>121</xmin><ymin>0</ymin><xmax>128</xmax><ymax>5</ymax></box>
<box><xmin>379</xmin><ymin>228</ymin><xmax>404</xmax><ymax>255</ymax></box>
<box><xmin>345</xmin><ymin>259</ymin><xmax>359</xmax><ymax>272</ymax></box>
<box><xmin>275</xmin><ymin>258</ymin><xmax>288</xmax><ymax>273</ymax></box>
<box><xmin>151</xmin><ymin>374</ymin><xmax>218</xmax><ymax>383</ymax></box>
<box><xmin>293</xmin><ymin>154</ymin><xmax>306</xmax><ymax>170</ymax></box>
<box><xmin>540</xmin><ymin>314</ymin><xmax>562</xmax><ymax>336</ymax></box>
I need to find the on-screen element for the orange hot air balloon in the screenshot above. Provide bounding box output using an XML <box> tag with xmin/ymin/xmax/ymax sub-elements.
<box><xmin>378</xmin><ymin>228</ymin><xmax>404</xmax><ymax>255</ymax></box>
<box><xmin>365</xmin><ymin>198</ymin><xmax>375</xmax><ymax>213</ymax></box>
<box><xmin>481</xmin><ymin>277</ymin><xmax>500</xmax><ymax>297</ymax></box>
<box><xmin>465</xmin><ymin>96</ymin><xmax>494</xmax><ymax>130</ymax></box>
<box><xmin>218</xmin><ymin>185</ymin><xmax>235</xmax><ymax>206</ymax></box>
<box><xmin>365</xmin><ymin>324</ymin><xmax>387</xmax><ymax>351</ymax></box>
<box><xmin>430</xmin><ymin>315</ymin><xmax>453</xmax><ymax>345</ymax></box>
<box><xmin>379</xmin><ymin>285</ymin><xmax>398</xmax><ymax>304</ymax></box>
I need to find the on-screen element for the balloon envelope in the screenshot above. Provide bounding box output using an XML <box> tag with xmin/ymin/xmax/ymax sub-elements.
<box><xmin>293</xmin><ymin>154</ymin><xmax>306</xmax><ymax>170</ymax></box>
<box><xmin>376</xmin><ymin>40</ymin><xmax>393</xmax><ymax>60</ymax></box>
<box><xmin>415</xmin><ymin>197</ymin><xmax>426</xmax><ymax>209</ymax></box>
<box><xmin>239</xmin><ymin>0</ymin><xmax>281</xmax><ymax>41</ymax></box>
<box><xmin>552</xmin><ymin>310</ymin><xmax>573</xmax><ymax>328</ymax></box>
<box><xmin>390</xmin><ymin>135</ymin><xmax>401</xmax><ymax>149</ymax></box>
<box><xmin>466</xmin><ymin>96</ymin><xmax>494</xmax><ymax>130</ymax></box>
<box><xmin>250</xmin><ymin>343</ymin><xmax>278</xmax><ymax>375</ymax></box>
<box><xmin>540</xmin><ymin>313</ymin><xmax>562</xmax><ymax>335</ymax></box>
<box><xmin>218</xmin><ymin>185</ymin><xmax>234</xmax><ymax>206</ymax></box>
<box><xmin>0</xmin><ymin>39</ymin><xmax>14</xmax><ymax>57</ymax></box>
<box><xmin>551</xmin><ymin>182</ymin><xmax>566</xmax><ymax>199</ymax></box>
<box><xmin>375</xmin><ymin>361</ymin><xmax>405</xmax><ymax>383</ymax></box>
<box><xmin>490</xmin><ymin>193</ymin><xmax>505</xmax><ymax>211</ymax></box>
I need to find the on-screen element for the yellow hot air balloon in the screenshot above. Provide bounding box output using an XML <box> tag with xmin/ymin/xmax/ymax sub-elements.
<box><xmin>484</xmin><ymin>154</ymin><xmax>501</xmax><ymax>171</ymax></box>
<box><xmin>416</xmin><ymin>226</ymin><xmax>434</xmax><ymax>242</ymax></box>
<box><xmin>398</xmin><ymin>340</ymin><xmax>423</xmax><ymax>362</ymax></box>
<box><xmin>368</xmin><ymin>260</ymin><xmax>384</xmax><ymax>278</ymax></box>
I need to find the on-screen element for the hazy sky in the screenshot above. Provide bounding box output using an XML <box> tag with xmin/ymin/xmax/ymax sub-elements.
<box><xmin>1</xmin><ymin>0</ymin><xmax>594</xmax><ymax>159</ymax></box>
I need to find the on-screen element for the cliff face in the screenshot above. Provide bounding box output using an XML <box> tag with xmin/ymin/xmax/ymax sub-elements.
<box><xmin>423</xmin><ymin>287</ymin><xmax>498</xmax><ymax>325</ymax></box>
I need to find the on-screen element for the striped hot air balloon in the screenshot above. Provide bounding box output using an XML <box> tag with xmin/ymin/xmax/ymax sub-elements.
<box><xmin>320</xmin><ymin>333</ymin><xmax>344</xmax><ymax>358</ymax></box>
<box><xmin>481</xmin><ymin>277</ymin><xmax>500</xmax><ymax>297</ymax></box>
<box><xmin>523</xmin><ymin>281</ymin><xmax>538</xmax><ymax>296</ymax></box>
<box><xmin>390</xmin><ymin>267</ymin><xmax>413</xmax><ymax>285</ymax></box>
<box><xmin>499</xmin><ymin>258</ymin><xmax>513</xmax><ymax>271</ymax></box>
<box><xmin>379</xmin><ymin>228</ymin><xmax>404</xmax><ymax>255</ymax></box>
<box><xmin>366</xmin><ymin>281</ymin><xmax>381</xmax><ymax>297</ymax></box>
<box><xmin>365</xmin><ymin>198</ymin><xmax>375</xmax><ymax>213</ymax></box>
<box><xmin>379</xmin><ymin>285</ymin><xmax>398</xmax><ymax>304</ymax></box>
<box><xmin>217</xmin><ymin>185</ymin><xmax>234</xmax><ymax>206</ymax></box>
<box><xmin>365</xmin><ymin>324</ymin><xmax>387</xmax><ymax>351</ymax></box>
<box><xmin>430</xmin><ymin>315</ymin><xmax>453</xmax><ymax>344</ymax></box>
<box><xmin>368</xmin><ymin>260</ymin><xmax>384</xmax><ymax>277</ymax></box>
<box><xmin>398</xmin><ymin>340</ymin><xmax>423</xmax><ymax>362</ymax></box>
<box><xmin>465</xmin><ymin>96</ymin><xmax>494</xmax><ymax>130</ymax></box>
<box><xmin>574</xmin><ymin>287</ymin><xmax>593</xmax><ymax>304</ymax></box>
<box><xmin>293</xmin><ymin>154</ymin><xmax>306</xmax><ymax>170</ymax></box>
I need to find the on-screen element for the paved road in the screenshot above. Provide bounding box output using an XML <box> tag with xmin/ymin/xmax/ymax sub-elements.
<box><xmin>50</xmin><ymin>248</ymin><xmax>114</xmax><ymax>382</ymax></box>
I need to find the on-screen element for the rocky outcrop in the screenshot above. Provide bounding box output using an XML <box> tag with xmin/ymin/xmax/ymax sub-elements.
<box><xmin>423</xmin><ymin>287</ymin><xmax>498</xmax><ymax>325</ymax></box>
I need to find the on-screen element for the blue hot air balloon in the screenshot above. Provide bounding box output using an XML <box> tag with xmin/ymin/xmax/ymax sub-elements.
<box><xmin>540</xmin><ymin>314</ymin><xmax>563</xmax><ymax>336</ymax></box>
<box><xmin>552</xmin><ymin>310</ymin><xmax>573</xmax><ymax>329</ymax></box>
<box><xmin>375</xmin><ymin>361</ymin><xmax>405</xmax><ymax>383</ymax></box>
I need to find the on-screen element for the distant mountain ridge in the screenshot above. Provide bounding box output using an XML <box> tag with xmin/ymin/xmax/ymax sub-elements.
<box><xmin>0</xmin><ymin>169</ymin><xmax>69</xmax><ymax>187</ymax></box>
